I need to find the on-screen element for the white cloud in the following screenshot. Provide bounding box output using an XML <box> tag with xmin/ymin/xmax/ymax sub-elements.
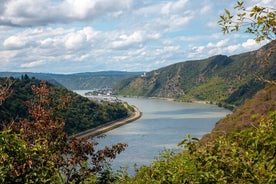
<box><xmin>207</xmin><ymin>39</ymin><xmax>229</xmax><ymax>48</ymax></box>
<box><xmin>145</xmin><ymin>12</ymin><xmax>194</xmax><ymax>33</ymax></box>
<box><xmin>200</xmin><ymin>4</ymin><xmax>212</xmax><ymax>15</ymax></box>
<box><xmin>81</xmin><ymin>27</ymin><xmax>99</xmax><ymax>41</ymax></box>
<box><xmin>65</xmin><ymin>33</ymin><xmax>85</xmax><ymax>50</ymax></box>
<box><xmin>147</xmin><ymin>33</ymin><xmax>161</xmax><ymax>40</ymax></box>
<box><xmin>3</xmin><ymin>36</ymin><xmax>27</xmax><ymax>49</ymax></box>
<box><xmin>111</xmin><ymin>31</ymin><xmax>161</xmax><ymax>50</ymax></box>
<box><xmin>127</xmin><ymin>48</ymin><xmax>146</xmax><ymax>57</ymax></box>
<box><xmin>242</xmin><ymin>39</ymin><xmax>259</xmax><ymax>49</ymax></box>
<box><xmin>0</xmin><ymin>50</ymin><xmax>20</xmax><ymax>63</ymax></box>
<box><xmin>61</xmin><ymin>0</ymin><xmax>132</xmax><ymax>20</ymax></box>
<box><xmin>3</xmin><ymin>27</ymin><xmax>73</xmax><ymax>50</ymax></box>
<box><xmin>241</xmin><ymin>39</ymin><xmax>269</xmax><ymax>51</ymax></box>
<box><xmin>1</xmin><ymin>26</ymin><xmax>101</xmax><ymax>71</ymax></box>
<box><xmin>247</xmin><ymin>0</ymin><xmax>276</xmax><ymax>7</ymax></box>
<box><xmin>135</xmin><ymin>3</ymin><xmax>162</xmax><ymax>17</ymax></box>
<box><xmin>2</xmin><ymin>0</ymin><xmax>60</xmax><ymax>26</ymax></box>
<box><xmin>206</xmin><ymin>21</ymin><xmax>217</xmax><ymax>28</ymax></box>
<box><xmin>225</xmin><ymin>44</ymin><xmax>240</xmax><ymax>53</ymax></box>
<box><xmin>0</xmin><ymin>0</ymin><xmax>133</xmax><ymax>27</ymax></box>
<box><xmin>161</xmin><ymin>0</ymin><xmax>188</xmax><ymax>15</ymax></box>
<box><xmin>40</xmin><ymin>38</ymin><xmax>58</xmax><ymax>48</ymax></box>
<box><xmin>20</xmin><ymin>60</ymin><xmax>44</xmax><ymax>68</ymax></box>
<box><xmin>168</xmin><ymin>14</ymin><xmax>194</xmax><ymax>30</ymax></box>
<box><xmin>76</xmin><ymin>54</ymin><xmax>90</xmax><ymax>62</ymax></box>
<box><xmin>134</xmin><ymin>0</ymin><xmax>194</xmax><ymax>33</ymax></box>
<box><xmin>192</xmin><ymin>46</ymin><xmax>205</xmax><ymax>53</ymax></box>
<box><xmin>216</xmin><ymin>39</ymin><xmax>229</xmax><ymax>47</ymax></box>
<box><xmin>187</xmin><ymin>36</ymin><xmax>269</xmax><ymax>61</ymax></box>
<box><xmin>112</xmin><ymin>31</ymin><xmax>143</xmax><ymax>49</ymax></box>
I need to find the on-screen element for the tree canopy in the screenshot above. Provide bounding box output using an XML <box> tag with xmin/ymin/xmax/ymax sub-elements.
<box><xmin>218</xmin><ymin>1</ymin><xmax>276</xmax><ymax>42</ymax></box>
<box><xmin>0</xmin><ymin>77</ymin><xmax>130</xmax><ymax>135</ymax></box>
<box><xmin>0</xmin><ymin>80</ymin><xmax>127</xmax><ymax>183</ymax></box>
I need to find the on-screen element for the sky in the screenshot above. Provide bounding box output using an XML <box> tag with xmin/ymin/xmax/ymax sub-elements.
<box><xmin>0</xmin><ymin>0</ymin><xmax>275</xmax><ymax>74</ymax></box>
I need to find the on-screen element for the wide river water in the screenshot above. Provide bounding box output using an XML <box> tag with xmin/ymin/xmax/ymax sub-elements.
<box><xmin>74</xmin><ymin>91</ymin><xmax>231</xmax><ymax>174</ymax></box>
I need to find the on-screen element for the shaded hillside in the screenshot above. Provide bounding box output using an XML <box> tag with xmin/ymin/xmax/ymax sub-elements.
<box><xmin>0</xmin><ymin>71</ymin><xmax>142</xmax><ymax>90</ymax></box>
<box><xmin>116</xmin><ymin>41</ymin><xmax>276</xmax><ymax>108</ymax></box>
<box><xmin>201</xmin><ymin>84</ymin><xmax>276</xmax><ymax>142</ymax></box>
<box><xmin>0</xmin><ymin>77</ymin><xmax>130</xmax><ymax>135</ymax></box>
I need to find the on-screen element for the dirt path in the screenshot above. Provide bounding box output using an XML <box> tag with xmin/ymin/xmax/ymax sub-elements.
<box><xmin>69</xmin><ymin>105</ymin><xmax>142</xmax><ymax>139</ymax></box>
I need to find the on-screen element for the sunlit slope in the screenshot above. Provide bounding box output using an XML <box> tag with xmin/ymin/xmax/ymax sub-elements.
<box><xmin>116</xmin><ymin>41</ymin><xmax>276</xmax><ymax>108</ymax></box>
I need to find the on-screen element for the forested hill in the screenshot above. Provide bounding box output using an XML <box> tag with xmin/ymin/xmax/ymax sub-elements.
<box><xmin>115</xmin><ymin>41</ymin><xmax>276</xmax><ymax>108</ymax></box>
<box><xmin>201</xmin><ymin>84</ymin><xmax>276</xmax><ymax>142</ymax></box>
<box><xmin>0</xmin><ymin>71</ymin><xmax>142</xmax><ymax>90</ymax></box>
<box><xmin>0</xmin><ymin>77</ymin><xmax>130</xmax><ymax>135</ymax></box>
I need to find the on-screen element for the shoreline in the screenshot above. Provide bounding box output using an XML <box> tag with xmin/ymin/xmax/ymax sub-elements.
<box><xmin>69</xmin><ymin>105</ymin><xmax>142</xmax><ymax>139</ymax></box>
<box><xmin>121</xmin><ymin>96</ymin><xmax>233</xmax><ymax>110</ymax></box>
<box><xmin>120</xmin><ymin>95</ymin><xmax>209</xmax><ymax>104</ymax></box>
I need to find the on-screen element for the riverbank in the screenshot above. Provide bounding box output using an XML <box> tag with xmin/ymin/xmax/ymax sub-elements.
<box><xmin>69</xmin><ymin>105</ymin><xmax>142</xmax><ymax>139</ymax></box>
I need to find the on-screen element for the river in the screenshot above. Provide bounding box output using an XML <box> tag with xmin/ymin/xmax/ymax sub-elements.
<box><xmin>74</xmin><ymin>91</ymin><xmax>231</xmax><ymax>174</ymax></box>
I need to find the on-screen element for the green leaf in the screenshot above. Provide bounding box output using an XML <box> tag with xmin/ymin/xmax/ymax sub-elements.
<box><xmin>191</xmin><ymin>137</ymin><xmax>199</xmax><ymax>142</ymax></box>
<box><xmin>178</xmin><ymin>139</ymin><xmax>187</xmax><ymax>146</ymax></box>
<box><xmin>225</xmin><ymin>9</ymin><xmax>231</xmax><ymax>17</ymax></box>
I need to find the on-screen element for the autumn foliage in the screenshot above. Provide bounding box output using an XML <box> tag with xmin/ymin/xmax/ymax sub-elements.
<box><xmin>0</xmin><ymin>81</ymin><xmax>127</xmax><ymax>183</ymax></box>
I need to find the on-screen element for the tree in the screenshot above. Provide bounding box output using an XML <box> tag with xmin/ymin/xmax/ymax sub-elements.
<box><xmin>0</xmin><ymin>81</ymin><xmax>127</xmax><ymax>183</ymax></box>
<box><xmin>0</xmin><ymin>78</ymin><xmax>13</xmax><ymax>106</ymax></box>
<box><xmin>218</xmin><ymin>1</ymin><xmax>276</xmax><ymax>42</ymax></box>
<box><xmin>218</xmin><ymin>1</ymin><xmax>276</xmax><ymax>85</ymax></box>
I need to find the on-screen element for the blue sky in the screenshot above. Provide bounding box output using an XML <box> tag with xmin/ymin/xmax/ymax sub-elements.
<box><xmin>0</xmin><ymin>0</ymin><xmax>274</xmax><ymax>74</ymax></box>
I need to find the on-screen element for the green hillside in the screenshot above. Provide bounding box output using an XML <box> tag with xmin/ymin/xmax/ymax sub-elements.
<box><xmin>116</xmin><ymin>41</ymin><xmax>276</xmax><ymax>108</ymax></box>
<box><xmin>0</xmin><ymin>71</ymin><xmax>142</xmax><ymax>90</ymax></box>
<box><xmin>0</xmin><ymin>77</ymin><xmax>130</xmax><ymax>135</ymax></box>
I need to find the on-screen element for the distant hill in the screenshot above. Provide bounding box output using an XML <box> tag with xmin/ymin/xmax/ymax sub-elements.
<box><xmin>0</xmin><ymin>77</ymin><xmax>130</xmax><ymax>135</ymax></box>
<box><xmin>115</xmin><ymin>41</ymin><xmax>276</xmax><ymax>108</ymax></box>
<box><xmin>0</xmin><ymin>71</ymin><xmax>142</xmax><ymax>90</ymax></box>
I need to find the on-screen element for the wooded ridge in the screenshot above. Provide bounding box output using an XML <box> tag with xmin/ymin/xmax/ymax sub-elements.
<box><xmin>115</xmin><ymin>42</ymin><xmax>276</xmax><ymax>109</ymax></box>
<box><xmin>0</xmin><ymin>71</ymin><xmax>142</xmax><ymax>90</ymax></box>
<box><xmin>0</xmin><ymin>77</ymin><xmax>131</xmax><ymax>135</ymax></box>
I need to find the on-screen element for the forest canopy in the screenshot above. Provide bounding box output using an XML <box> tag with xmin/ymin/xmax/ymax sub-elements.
<box><xmin>0</xmin><ymin>76</ymin><xmax>129</xmax><ymax>135</ymax></box>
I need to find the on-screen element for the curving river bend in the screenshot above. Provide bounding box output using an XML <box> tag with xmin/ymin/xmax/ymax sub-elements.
<box><xmin>74</xmin><ymin>91</ymin><xmax>231</xmax><ymax>174</ymax></box>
